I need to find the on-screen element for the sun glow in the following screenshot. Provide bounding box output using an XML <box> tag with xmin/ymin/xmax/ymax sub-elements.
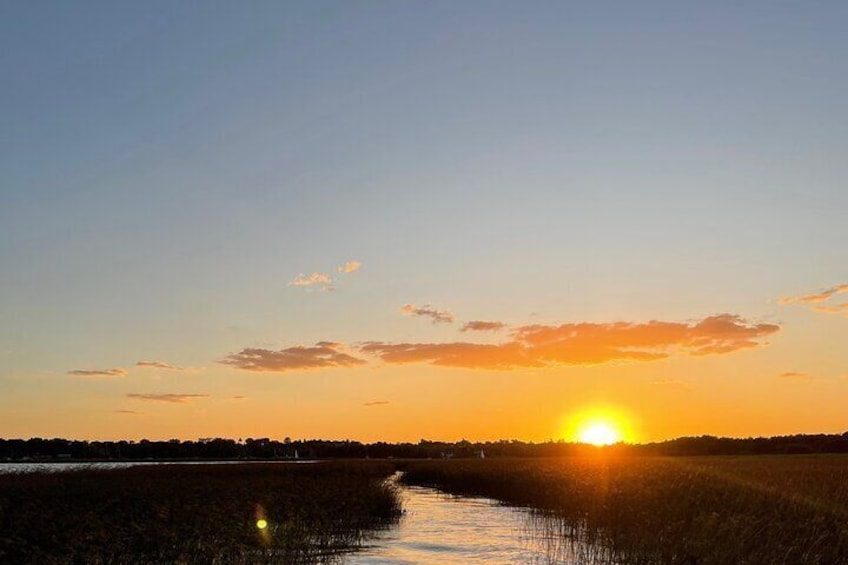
<box><xmin>578</xmin><ymin>421</ymin><xmax>621</xmax><ymax>446</ymax></box>
<box><xmin>565</xmin><ymin>406</ymin><xmax>634</xmax><ymax>445</ymax></box>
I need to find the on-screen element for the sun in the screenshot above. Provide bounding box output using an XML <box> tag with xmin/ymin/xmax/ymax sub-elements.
<box><xmin>565</xmin><ymin>406</ymin><xmax>634</xmax><ymax>445</ymax></box>
<box><xmin>578</xmin><ymin>421</ymin><xmax>621</xmax><ymax>446</ymax></box>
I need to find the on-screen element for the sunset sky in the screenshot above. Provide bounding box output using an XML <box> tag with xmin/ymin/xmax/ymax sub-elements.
<box><xmin>2</xmin><ymin>2</ymin><xmax>847</xmax><ymax>442</ymax></box>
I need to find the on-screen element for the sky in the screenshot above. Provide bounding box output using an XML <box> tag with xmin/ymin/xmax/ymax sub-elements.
<box><xmin>2</xmin><ymin>1</ymin><xmax>847</xmax><ymax>443</ymax></box>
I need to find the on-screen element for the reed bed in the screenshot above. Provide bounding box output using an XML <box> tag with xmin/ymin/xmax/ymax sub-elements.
<box><xmin>401</xmin><ymin>455</ymin><xmax>848</xmax><ymax>565</ymax></box>
<box><xmin>0</xmin><ymin>461</ymin><xmax>402</xmax><ymax>564</ymax></box>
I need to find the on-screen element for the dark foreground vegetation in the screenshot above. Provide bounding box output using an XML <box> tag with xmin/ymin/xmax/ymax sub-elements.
<box><xmin>4</xmin><ymin>455</ymin><xmax>848</xmax><ymax>564</ymax></box>
<box><xmin>401</xmin><ymin>456</ymin><xmax>848</xmax><ymax>565</ymax></box>
<box><xmin>0</xmin><ymin>461</ymin><xmax>401</xmax><ymax>564</ymax></box>
<box><xmin>4</xmin><ymin>432</ymin><xmax>848</xmax><ymax>462</ymax></box>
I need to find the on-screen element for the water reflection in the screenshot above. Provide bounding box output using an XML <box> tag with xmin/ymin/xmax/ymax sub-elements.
<box><xmin>347</xmin><ymin>484</ymin><xmax>589</xmax><ymax>565</ymax></box>
<box><xmin>0</xmin><ymin>460</ymin><xmax>314</xmax><ymax>474</ymax></box>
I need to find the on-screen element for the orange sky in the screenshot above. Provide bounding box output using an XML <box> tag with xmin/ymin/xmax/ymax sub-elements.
<box><xmin>2</xmin><ymin>3</ymin><xmax>847</xmax><ymax>442</ymax></box>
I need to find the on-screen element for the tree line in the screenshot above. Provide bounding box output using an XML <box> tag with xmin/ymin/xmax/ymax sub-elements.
<box><xmin>2</xmin><ymin>432</ymin><xmax>848</xmax><ymax>461</ymax></box>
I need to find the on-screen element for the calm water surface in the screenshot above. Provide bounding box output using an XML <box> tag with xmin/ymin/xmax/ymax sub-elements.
<box><xmin>346</xmin><ymin>482</ymin><xmax>583</xmax><ymax>565</ymax></box>
<box><xmin>0</xmin><ymin>460</ymin><xmax>313</xmax><ymax>473</ymax></box>
<box><xmin>2</xmin><ymin>463</ymin><xmax>593</xmax><ymax>563</ymax></box>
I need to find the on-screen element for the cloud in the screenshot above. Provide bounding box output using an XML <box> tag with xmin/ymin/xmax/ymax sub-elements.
<box><xmin>778</xmin><ymin>371</ymin><xmax>815</xmax><ymax>381</ymax></box>
<box><xmin>778</xmin><ymin>284</ymin><xmax>848</xmax><ymax>318</ymax></box>
<box><xmin>364</xmin><ymin>400</ymin><xmax>389</xmax><ymax>406</ymax></box>
<box><xmin>401</xmin><ymin>304</ymin><xmax>455</xmax><ymax>324</ymax></box>
<box><xmin>810</xmin><ymin>303</ymin><xmax>848</xmax><ymax>315</ymax></box>
<box><xmin>68</xmin><ymin>368</ymin><xmax>127</xmax><ymax>378</ymax></box>
<box><xmin>114</xmin><ymin>409</ymin><xmax>143</xmax><ymax>415</ymax></box>
<box><xmin>461</xmin><ymin>320</ymin><xmax>506</xmax><ymax>332</ymax></box>
<box><xmin>650</xmin><ymin>379</ymin><xmax>690</xmax><ymax>388</ymax></box>
<box><xmin>127</xmin><ymin>393</ymin><xmax>210</xmax><ymax>404</ymax></box>
<box><xmin>362</xmin><ymin>340</ymin><xmax>538</xmax><ymax>369</ymax></box>
<box><xmin>221</xmin><ymin>342</ymin><xmax>367</xmax><ymax>372</ymax></box>
<box><xmin>289</xmin><ymin>272</ymin><xmax>333</xmax><ymax>291</ymax></box>
<box><xmin>136</xmin><ymin>360</ymin><xmax>193</xmax><ymax>371</ymax></box>
<box><xmin>338</xmin><ymin>261</ymin><xmax>361</xmax><ymax>274</ymax></box>
<box><xmin>362</xmin><ymin>314</ymin><xmax>779</xmax><ymax>370</ymax></box>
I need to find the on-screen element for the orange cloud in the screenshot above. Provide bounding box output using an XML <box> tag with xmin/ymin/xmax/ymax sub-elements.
<box><xmin>401</xmin><ymin>304</ymin><xmax>455</xmax><ymax>324</ymax></box>
<box><xmin>810</xmin><ymin>303</ymin><xmax>848</xmax><ymax>315</ymax></box>
<box><xmin>461</xmin><ymin>320</ymin><xmax>506</xmax><ymax>332</ymax></box>
<box><xmin>779</xmin><ymin>284</ymin><xmax>848</xmax><ymax>305</ymax></box>
<box><xmin>361</xmin><ymin>340</ymin><xmax>538</xmax><ymax>369</ymax></box>
<box><xmin>114</xmin><ymin>409</ymin><xmax>143</xmax><ymax>414</ymax></box>
<box><xmin>68</xmin><ymin>368</ymin><xmax>127</xmax><ymax>378</ymax></box>
<box><xmin>338</xmin><ymin>261</ymin><xmax>361</xmax><ymax>274</ymax></box>
<box><xmin>651</xmin><ymin>379</ymin><xmax>690</xmax><ymax>388</ymax></box>
<box><xmin>220</xmin><ymin>342</ymin><xmax>366</xmax><ymax>372</ymax></box>
<box><xmin>778</xmin><ymin>372</ymin><xmax>815</xmax><ymax>381</ymax></box>
<box><xmin>362</xmin><ymin>315</ymin><xmax>778</xmax><ymax>370</ymax></box>
<box><xmin>364</xmin><ymin>400</ymin><xmax>389</xmax><ymax>406</ymax></box>
<box><xmin>127</xmin><ymin>393</ymin><xmax>210</xmax><ymax>404</ymax></box>
<box><xmin>289</xmin><ymin>272</ymin><xmax>333</xmax><ymax>290</ymax></box>
<box><xmin>136</xmin><ymin>360</ymin><xmax>190</xmax><ymax>371</ymax></box>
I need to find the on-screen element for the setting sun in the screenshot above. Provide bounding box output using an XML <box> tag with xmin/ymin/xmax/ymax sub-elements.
<box><xmin>578</xmin><ymin>421</ymin><xmax>621</xmax><ymax>446</ymax></box>
<box><xmin>565</xmin><ymin>406</ymin><xmax>634</xmax><ymax>445</ymax></box>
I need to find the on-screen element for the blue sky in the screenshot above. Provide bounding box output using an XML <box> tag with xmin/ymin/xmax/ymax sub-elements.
<box><xmin>2</xmin><ymin>2</ymin><xmax>847</xmax><ymax>440</ymax></box>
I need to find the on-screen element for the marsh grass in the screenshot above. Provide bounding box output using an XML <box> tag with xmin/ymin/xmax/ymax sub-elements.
<box><xmin>0</xmin><ymin>461</ymin><xmax>401</xmax><ymax>564</ymax></box>
<box><xmin>401</xmin><ymin>455</ymin><xmax>848</xmax><ymax>564</ymax></box>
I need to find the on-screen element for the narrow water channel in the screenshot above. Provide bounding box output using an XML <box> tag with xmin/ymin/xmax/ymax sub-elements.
<box><xmin>2</xmin><ymin>463</ymin><xmax>596</xmax><ymax>563</ymax></box>
<box><xmin>346</xmin><ymin>481</ymin><xmax>584</xmax><ymax>564</ymax></box>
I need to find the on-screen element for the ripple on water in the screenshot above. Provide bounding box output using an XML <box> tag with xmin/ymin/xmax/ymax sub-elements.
<box><xmin>346</xmin><ymin>485</ymin><xmax>583</xmax><ymax>565</ymax></box>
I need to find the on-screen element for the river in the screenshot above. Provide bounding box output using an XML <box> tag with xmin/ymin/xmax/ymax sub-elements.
<box><xmin>346</xmin><ymin>480</ymin><xmax>584</xmax><ymax>565</ymax></box>
<box><xmin>2</xmin><ymin>462</ymin><xmax>590</xmax><ymax>563</ymax></box>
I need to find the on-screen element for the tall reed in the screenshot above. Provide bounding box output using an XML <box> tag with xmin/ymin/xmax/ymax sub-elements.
<box><xmin>401</xmin><ymin>455</ymin><xmax>848</xmax><ymax>564</ymax></box>
<box><xmin>0</xmin><ymin>461</ymin><xmax>402</xmax><ymax>564</ymax></box>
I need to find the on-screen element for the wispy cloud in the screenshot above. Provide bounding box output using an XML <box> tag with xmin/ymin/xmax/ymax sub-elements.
<box><xmin>362</xmin><ymin>314</ymin><xmax>779</xmax><ymax>370</ymax></box>
<box><xmin>810</xmin><ymin>303</ymin><xmax>848</xmax><ymax>315</ymax></box>
<box><xmin>650</xmin><ymin>379</ymin><xmax>691</xmax><ymax>388</ymax></box>
<box><xmin>136</xmin><ymin>360</ymin><xmax>194</xmax><ymax>371</ymax></box>
<box><xmin>778</xmin><ymin>284</ymin><xmax>848</xmax><ymax>305</ymax></box>
<box><xmin>68</xmin><ymin>368</ymin><xmax>127</xmax><ymax>378</ymax></box>
<box><xmin>778</xmin><ymin>371</ymin><xmax>816</xmax><ymax>381</ymax></box>
<box><xmin>127</xmin><ymin>393</ymin><xmax>210</xmax><ymax>404</ymax></box>
<box><xmin>779</xmin><ymin>283</ymin><xmax>848</xmax><ymax>317</ymax></box>
<box><xmin>364</xmin><ymin>400</ymin><xmax>389</xmax><ymax>407</ymax></box>
<box><xmin>221</xmin><ymin>342</ymin><xmax>366</xmax><ymax>372</ymax></box>
<box><xmin>289</xmin><ymin>272</ymin><xmax>334</xmax><ymax>291</ymax></box>
<box><xmin>461</xmin><ymin>320</ymin><xmax>506</xmax><ymax>332</ymax></box>
<box><xmin>338</xmin><ymin>261</ymin><xmax>361</xmax><ymax>274</ymax></box>
<box><xmin>114</xmin><ymin>409</ymin><xmax>143</xmax><ymax>415</ymax></box>
<box><xmin>401</xmin><ymin>304</ymin><xmax>455</xmax><ymax>324</ymax></box>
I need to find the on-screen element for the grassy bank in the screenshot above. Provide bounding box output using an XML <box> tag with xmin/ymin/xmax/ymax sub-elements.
<box><xmin>401</xmin><ymin>455</ymin><xmax>848</xmax><ymax>564</ymax></box>
<box><xmin>0</xmin><ymin>461</ymin><xmax>401</xmax><ymax>564</ymax></box>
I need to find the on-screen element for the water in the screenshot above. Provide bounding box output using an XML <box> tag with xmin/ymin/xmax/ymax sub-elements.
<box><xmin>346</xmin><ymin>481</ymin><xmax>584</xmax><ymax>565</ymax></box>
<box><xmin>2</xmin><ymin>462</ymin><xmax>595</xmax><ymax>563</ymax></box>
<box><xmin>0</xmin><ymin>460</ymin><xmax>313</xmax><ymax>474</ymax></box>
